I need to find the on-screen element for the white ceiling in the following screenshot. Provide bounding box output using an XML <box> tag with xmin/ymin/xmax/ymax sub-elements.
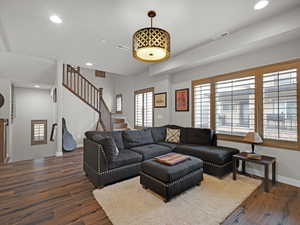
<box><xmin>0</xmin><ymin>52</ymin><xmax>56</xmax><ymax>85</ymax></box>
<box><xmin>0</xmin><ymin>0</ymin><xmax>300</xmax><ymax>76</ymax></box>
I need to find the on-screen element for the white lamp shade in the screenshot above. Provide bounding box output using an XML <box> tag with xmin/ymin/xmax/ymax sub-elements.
<box><xmin>243</xmin><ymin>132</ymin><xmax>263</xmax><ymax>144</ymax></box>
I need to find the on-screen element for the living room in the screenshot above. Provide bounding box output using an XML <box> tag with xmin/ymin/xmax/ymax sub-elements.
<box><xmin>0</xmin><ymin>0</ymin><xmax>300</xmax><ymax>225</ymax></box>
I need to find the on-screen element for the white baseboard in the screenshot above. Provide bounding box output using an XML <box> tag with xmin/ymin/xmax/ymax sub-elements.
<box><xmin>246</xmin><ymin>168</ymin><xmax>300</xmax><ymax>188</ymax></box>
<box><xmin>55</xmin><ymin>151</ymin><xmax>63</xmax><ymax>157</ymax></box>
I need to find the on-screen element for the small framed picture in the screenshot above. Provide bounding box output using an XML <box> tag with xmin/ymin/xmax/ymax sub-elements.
<box><xmin>175</xmin><ymin>88</ymin><xmax>189</xmax><ymax>112</ymax></box>
<box><xmin>154</xmin><ymin>92</ymin><xmax>167</xmax><ymax>108</ymax></box>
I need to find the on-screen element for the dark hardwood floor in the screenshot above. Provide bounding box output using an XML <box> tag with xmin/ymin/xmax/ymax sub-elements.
<box><xmin>0</xmin><ymin>149</ymin><xmax>299</xmax><ymax>225</ymax></box>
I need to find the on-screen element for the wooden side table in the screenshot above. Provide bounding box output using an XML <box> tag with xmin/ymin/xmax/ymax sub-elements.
<box><xmin>233</xmin><ymin>152</ymin><xmax>276</xmax><ymax>192</ymax></box>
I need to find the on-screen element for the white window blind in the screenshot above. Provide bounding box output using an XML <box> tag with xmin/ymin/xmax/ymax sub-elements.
<box><xmin>263</xmin><ymin>69</ymin><xmax>298</xmax><ymax>142</ymax></box>
<box><xmin>135</xmin><ymin>94</ymin><xmax>143</xmax><ymax>127</ymax></box>
<box><xmin>116</xmin><ymin>95</ymin><xmax>122</xmax><ymax>113</ymax></box>
<box><xmin>143</xmin><ymin>91</ymin><xmax>153</xmax><ymax>127</ymax></box>
<box><xmin>31</xmin><ymin>120</ymin><xmax>47</xmax><ymax>145</ymax></box>
<box><xmin>215</xmin><ymin>76</ymin><xmax>255</xmax><ymax>136</ymax></box>
<box><xmin>135</xmin><ymin>88</ymin><xmax>153</xmax><ymax>128</ymax></box>
<box><xmin>194</xmin><ymin>83</ymin><xmax>211</xmax><ymax>128</ymax></box>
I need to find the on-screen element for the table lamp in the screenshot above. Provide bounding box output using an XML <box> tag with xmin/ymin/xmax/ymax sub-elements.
<box><xmin>243</xmin><ymin>132</ymin><xmax>263</xmax><ymax>154</ymax></box>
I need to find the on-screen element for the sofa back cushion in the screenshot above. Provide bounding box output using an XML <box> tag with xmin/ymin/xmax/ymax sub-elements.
<box><xmin>85</xmin><ymin>131</ymin><xmax>125</xmax><ymax>150</ymax></box>
<box><xmin>151</xmin><ymin>127</ymin><xmax>166</xmax><ymax>143</ymax></box>
<box><xmin>184</xmin><ymin>128</ymin><xmax>214</xmax><ymax>145</ymax></box>
<box><xmin>123</xmin><ymin>129</ymin><xmax>154</xmax><ymax>148</ymax></box>
<box><xmin>94</xmin><ymin>136</ymin><xmax>119</xmax><ymax>162</ymax></box>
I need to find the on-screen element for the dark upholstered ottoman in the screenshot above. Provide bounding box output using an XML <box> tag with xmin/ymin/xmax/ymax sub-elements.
<box><xmin>140</xmin><ymin>156</ymin><xmax>203</xmax><ymax>202</ymax></box>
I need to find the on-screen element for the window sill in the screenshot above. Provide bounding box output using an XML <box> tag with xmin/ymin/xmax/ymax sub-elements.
<box><xmin>217</xmin><ymin>134</ymin><xmax>300</xmax><ymax>151</ymax></box>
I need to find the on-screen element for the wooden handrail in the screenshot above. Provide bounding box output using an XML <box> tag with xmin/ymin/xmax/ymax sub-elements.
<box><xmin>67</xmin><ymin>65</ymin><xmax>99</xmax><ymax>93</ymax></box>
<box><xmin>62</xmin><ymin>64</ymin><xmax>112</xmax><ymax>131</ymax></box>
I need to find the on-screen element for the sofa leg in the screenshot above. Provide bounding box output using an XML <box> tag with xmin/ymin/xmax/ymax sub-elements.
<box><xmin>97</xmin><ymin>185</ymin><xmax>104</xmax><ymax>189</ymax></box>
<box><xmin>164</xmin><ymin>198</ymin><xmax>169</xmax><ymax>203</ymax></box>
<box><xmin>142</xmin><ymin>185</ymin><xmax>148</xmax><ymax>190</ymax></box>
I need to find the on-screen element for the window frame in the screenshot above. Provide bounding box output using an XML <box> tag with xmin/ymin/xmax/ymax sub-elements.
<box><xmin>192</xmin><ymin>58</ymin><xmax>300</xmax><ymax>151</ymax></box>
<box><xmin>31</xmin><ymin>120</ymin><xmax>47</xmax><ymax>146</ymax></box>
<box><xmin>116</xmin><ymin>94</ymin><xmax>123</xmax><ymax>114</ymax></box>
<box><xmin>134</xmin><ymin>87</ymin><xmax>154</xmax><ymax>129</ymax></box>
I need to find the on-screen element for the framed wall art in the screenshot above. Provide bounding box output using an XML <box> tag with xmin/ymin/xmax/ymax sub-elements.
<box><xmin>175</xmin><ymin>88</ymin><xmax>189</xmax><ymax>112</ymax></box>
<box><xmin>154</xmin><ymin>92</ymin><xmax>167</xmax><ymax>108</ymax></box>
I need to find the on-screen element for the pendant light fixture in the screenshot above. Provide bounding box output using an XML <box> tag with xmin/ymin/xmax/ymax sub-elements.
<box><xmin>133</xmin><ymin>11</ymin><xmax>170</xmax><ymax>62</ymax></box>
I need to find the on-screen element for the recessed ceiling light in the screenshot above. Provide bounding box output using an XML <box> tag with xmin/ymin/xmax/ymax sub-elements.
<box><xmin>254</xmin><ymin>0</ymin><xmax>269</xmax><ymax>10</ymax></box>
<box><xmin>49</xmin><ymin>15</ymin><xmax>63</xmax><ymax>24</ymax></box>
<box><xmin>85</xmin><ymin>62</ymin><xmax>93</xmax><ymax>66</ymax></box>
<box><xmin>100</xmin><ymin>39</ymin><xmax>107</xmax><ymax>44</ymax></box>
<box><xmin>34</xmin><ymin>85</ymin><xmax>40</xmax><ymax>88</ymax></box>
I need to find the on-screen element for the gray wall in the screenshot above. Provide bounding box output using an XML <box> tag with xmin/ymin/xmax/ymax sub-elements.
<box><xmin>11</xmin><ymin>87</ymin><xmax>56</xmax><ymax>161</ymax></box>
<box><xmin>115</xmin><ymin>73</ymin><xmax>171</xmax><ymax>128</ymax></box>
<box><xmin>116</xmin><ymin>38</ymin><xmax>300</xmax><ymax>186</ymax></box>
<box><xmin>62</xmin><ymin>68</ymin><xmax>119</xmax><ymax>146</ymax></box>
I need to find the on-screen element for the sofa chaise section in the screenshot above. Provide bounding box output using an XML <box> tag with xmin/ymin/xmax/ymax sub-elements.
<box><xmin>83</xmin><ymin>134</ymin><xmax>142</xmax><ymax>187</ymax></box>
<box><xmin>174</xmin><ymin>145</ymin><xmax>239</xmax><ymax>177</ymax></box>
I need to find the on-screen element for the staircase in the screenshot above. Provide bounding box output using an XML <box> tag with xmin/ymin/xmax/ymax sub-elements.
<box><xmin>112</xmin><ymin>118</ymin><xmax>129</xmax><ymax>131</ymax></box>
<box><xmin>63</xmin><ymin>64</ymin><xmax>113</xmax><ymax>131</ymax></box>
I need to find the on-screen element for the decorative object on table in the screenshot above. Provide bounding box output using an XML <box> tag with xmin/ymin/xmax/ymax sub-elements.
<box><xmin>175</xmin><ymin>88</ymin><xmax>189</xmax><ymax>112</ymax></box>
<box><xmin>154</xmin><ymin>92</ymin><xmax>167</xmax><ymax>108</ymax></box>
<box><xmin>233</xmin><ymin>152</ymin><xmax>276</xmax><ymax>192</ymax></box>
<box><xmin>62</xmin><ymin>118</ymin><xmax>77</xmax><ymax>152</ymax></box>
<box><xmin>246</xmin><ymin>153</ymin><xmax>262</xmax><ymax>160</ymax></box>
<box><xmin>243</xmin><ymin>132</ymin><xmax>263</xmax><ymax>154</ymax></box>
<box><xmin>155</xmin><ymin>153</ymin><xmax>190</xmax><ymax>166</ymax></box>
<box><xmin>0</xmin><ymin>93</ymin><xmax>5</xmax><ymax>108</ymax></box>
<box><xmin>133</xmin><ymin>10</ymin><xmax>170</xmax><ymax>63</ymax></box>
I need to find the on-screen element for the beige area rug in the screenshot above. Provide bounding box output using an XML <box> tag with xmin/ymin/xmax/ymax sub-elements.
<box><xmin>93</xmin><ymin>174</ymin><xmax>261</xmax><ymax>225</ymax></box>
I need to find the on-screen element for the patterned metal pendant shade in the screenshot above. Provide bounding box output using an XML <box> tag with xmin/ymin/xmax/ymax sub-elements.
<box><xmin>133</xmin><ymin>11</ymin><xmax>170</xmax><ymax>62</ymax></box>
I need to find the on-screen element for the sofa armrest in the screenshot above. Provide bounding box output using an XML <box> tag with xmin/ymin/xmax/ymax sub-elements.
<box><xmin>84</xmin><ymin>138</ymin><xmax>108</xmax><ymax>174</ymax></box>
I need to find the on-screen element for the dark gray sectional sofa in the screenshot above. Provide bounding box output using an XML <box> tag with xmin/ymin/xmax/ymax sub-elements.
<box><xmin>83</xmin><ymin>125</ymin><xmax>239</xmax><ymax>187</ymax></box>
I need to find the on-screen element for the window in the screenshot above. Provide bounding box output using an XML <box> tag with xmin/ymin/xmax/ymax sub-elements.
<box><xmin>193</xmin><ymin>83</ymin><xmax>211</xmax><ymax>128</ymax></box>
<box><xmin>215</xmin><ymin>76</ymin><xmax>255</xmax><ymax>136</ymax></box>
<box><xmin>116</xmin><ymin>94</ymin><xmax>122</xmax><ymax>113</ymax></box>
<box><xmin>263</xmin><ymin>69</ymin><xmax>298</xmax><ymax>142</ymax></box>
<box><xmin>31</xmin><ymin>120</ymin><xmax>47</xmax><ymax>145</ymax></box>
<box><xmin>192</xmin><ymin>59</ymin><xmax>300</xmax><ymax>150</ymax></box>
<box><xmin>134</xmin><ymin>88</ymin><xmax>154</xmax><ymax>128</ymax></box>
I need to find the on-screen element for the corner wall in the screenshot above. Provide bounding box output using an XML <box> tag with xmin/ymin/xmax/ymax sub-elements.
<box><xmin>11</xmin><ymin>87</ymin><xmax>56</xmax><ymax>161</ymax></box>
<box><xmin>117</xmin><ymin>38</ymin><xmax>300</xmax><ymax>187</ymax></box>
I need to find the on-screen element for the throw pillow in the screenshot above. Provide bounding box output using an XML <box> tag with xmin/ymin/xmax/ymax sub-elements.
<box><xmin>165</xmin><ymin>128</ymin><xmax>181</xmax><ymax>143</ymax></box>
<box><xmin>94</xmin><ymin>136</ymin><xmax>120</xmax><ymax>162</ymax></box>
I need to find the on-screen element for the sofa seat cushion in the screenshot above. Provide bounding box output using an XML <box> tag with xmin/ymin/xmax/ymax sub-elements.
<box><xmin>141</xmin><ymin>156</ymin><xmax>203</xmax><ymax>183</ymax></box>
<box><xmin>109</xmin><ymin>150</ymin><xmax>143</xmax><ymax>169</ymax></box>
<box><xmin>174</xmin><ymin>145</ymin><xmax>239</xmax><ymax>165</ymax></box>
<box><xmin>130</xmin><ymin>144</ymin><xmax>172</xmax><ymax>160</ymax></box>
<box><xmin>85</xmin><ymin>131</ymin><xmax>125</xmax><ymax>150</ymax></box>
<box><xmin>157</xmin><ymin>142</ymin><xmax>177</xmax><ymax>150</ymax></box>
<box><xmin>123</xmin><ymin>129</ymin><xmax>154</xmax><ymax>148</ymax></box>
